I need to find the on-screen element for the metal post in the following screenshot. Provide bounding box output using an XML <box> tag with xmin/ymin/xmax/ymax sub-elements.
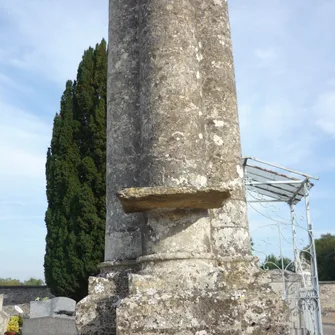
<box><xmin>277</xmin><ymin>224</ymin><xmax>287</xmax><ymax>298</ymax></box>
<box><xmin>289</xmin><ymin>201</ymin><xmax>299</xmax><ymax>275</ymax></box>
<box><xmin>304</xmin><ymin>180</ymin><xmax>323</xmax><ymax>335</ymax></box>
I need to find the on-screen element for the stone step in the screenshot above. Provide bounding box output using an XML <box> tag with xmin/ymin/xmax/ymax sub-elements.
<box><xmin>116</xmin><ymin>290</ymin><xmax>289</xmax><ymax>335</ymax></box>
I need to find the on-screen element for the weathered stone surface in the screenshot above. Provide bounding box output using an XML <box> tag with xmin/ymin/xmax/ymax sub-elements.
<box><xmin>117</xmin><ymin>187</ymin><xmax>231</xmax><ymax>213</ymax></box>
<box><xmin>320</xmin><ymin>282</ymin><xmax>335</xmax><ymax>312</ymax></box>
<box><xmin>76</xmin><ymin>0</ymin><xmax>290</xmax><ymax>333</ymax></box>
<box><xmin>138</xmin><ymin>0</ymin><xmax>207</xmax><ymax>189</ymax></box>
<box><xmin>104</xmin><ymin>230</ymin><xmax>142</xmax><ymax>261</ymax></box>
<box><xmin>0</xmin><ymin>310</ymin><xmax>9</xmax><ymax>335</ymax></box>
<box><xmin>76</xmin><ymin>293</ymin><xmax>118</xmax><ymax>335</ymax></box>
<box><xmin>117</xmin><ymin>290</ymin><xmax>289</xmax><ymax>334</ymax></box>
<box><xmin>115</xmin><ymin>253</ymin><xmax>290</xmax><ymax>334</ymax></box>
<box><xmin>105</xmin><ymin>0</ymin><xmax>144</xmax><ymax>263</ymax></box>
<box><xmin>115</xmin><ymin>204</ymin><xmax>290</xmax><ymax>334</ymax></box>
<box><xmin>76</xmin><ymin>271</ymin><xmax>132</xmax><ymax>335</ymax></box>
<box><xmin>142</xmin><ymin>209</ymin><xmax>211</xmax><ymax>256</ymax></box>
<box><xmin>0</xmin><ymin>295</ymin><xmax>9</xmax><ymax>335</ymax></box>
<box><xmin>130</xmin><ymin>257</ymin><xmax>262</xmax><ymax>295</ymax></box>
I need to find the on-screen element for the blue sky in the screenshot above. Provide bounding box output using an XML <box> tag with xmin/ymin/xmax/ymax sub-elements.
<box><xmin>0</xmin><ymin>0</ymin><xmax>334</xmax><ymax>281</ymax></box>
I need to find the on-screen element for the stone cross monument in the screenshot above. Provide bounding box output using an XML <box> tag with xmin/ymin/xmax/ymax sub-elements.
<box><xmin>76</xmin><ymin>0</ymin><xmax>290</xmax><ymax>334</ymax></box>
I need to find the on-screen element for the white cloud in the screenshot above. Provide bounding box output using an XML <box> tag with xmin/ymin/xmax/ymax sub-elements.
<box><xmin>315</xmin><ymin>92</ymin><xmax>335</xmax><ymax>136</ymax></box>
<box><xmin>239</xmin><ymin>99</ymin><xmax>317</xmax><ymax>169</ymax></box>
<box><xmin>1</xmin><ymin>0</ymin><xmax>108</xmax><ymax>85</ymax></box>
<box><xmin>251</xmin><ymin>47</ymin><xmax>286</xmax><ymax>75</ymax></box>
<box><xmin>0</xmin><ymin>99</ymin><xmax>50</xmax><ymax>179</ymax></box>
<box><xmin>254</xmin><ymin>48</ymin><xmax>277</xmax><ymax>61</ymax></box>
<box><xmin>0</xmin><ymin>73</ymin><xmax>17</xmax><ymax>88</ymax></box>
<box><xmin>232</xmin><ymin>0</ymin><xmax>335</xmax><ymax>174</ymax></box>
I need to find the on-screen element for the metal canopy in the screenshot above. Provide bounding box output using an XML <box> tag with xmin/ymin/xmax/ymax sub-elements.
<box><xmin>242</xmin><ymin>157</ymin><xmax>318</xmax><ymax>205</ymax></box>
<box><xmin>243</xmin><ymin>157</ymin><xmax>323</xmax><ymax>335</ymax></box>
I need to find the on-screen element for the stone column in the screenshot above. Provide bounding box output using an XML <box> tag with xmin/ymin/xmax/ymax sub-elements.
<box><xmin>77</xmin><ymin>0</ymin><xmax>290</xmax><ymax>334</ymax></box>
<box><xmin>114</xmin><ymin>0</ymin><xmax>289</xmax><ymax>334</ymax></box>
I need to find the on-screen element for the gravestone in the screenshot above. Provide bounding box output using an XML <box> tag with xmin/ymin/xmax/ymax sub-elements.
<box><xmin>76</xmin><ymin>0</ymin><xmax>290</xmax><ymax>334</ymax></box>
<box><xmin>23</xmin><ymin>297</ymin><xmax>77</xmax><ymax>335</ymax></box>
<box><xmin>0</xmin><ymin>294</ymin><xmax>10</xmax><ymax>335</ymax></box>
<box><xmin>30</xmin><ymin>297</ymin><xmax>75</xmax><ymax>319</ymax></box>
<box><xmin>23</xmin><ymin>317</ymin><xmax>77</xmax><ymax>335</ymax></box>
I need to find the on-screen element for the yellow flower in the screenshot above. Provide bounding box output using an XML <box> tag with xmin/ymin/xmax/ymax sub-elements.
<box><xmin>7</xmin><ymin>316</ymin><xmax>20</xmax><ymax>333</ymax></box>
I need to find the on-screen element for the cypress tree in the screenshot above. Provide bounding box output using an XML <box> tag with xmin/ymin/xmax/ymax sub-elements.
<box><xmin>45</xmin><ymin>40</ymin><xmax>107</xmax><ymax>301</ymax></box>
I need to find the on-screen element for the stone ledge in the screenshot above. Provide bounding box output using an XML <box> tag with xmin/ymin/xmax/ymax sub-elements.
<box><xmin>99</xmin><ymin>259</ymin><xmax>138</xmax><ymax>270</ymax></box>
<box><xmin>137</xmin><ymin>252</ymin><xmax>216</xmax><ymax>264</ymax></box>
<box><xmin>117</xmin><ymin>187</ymin><xmax>231</xmax><ymax>213</ymax></box>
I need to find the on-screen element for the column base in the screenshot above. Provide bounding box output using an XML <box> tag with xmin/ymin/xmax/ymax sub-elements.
<box><xmin>115</xmin><ymin>256</ymin><xmax>290</xmax><ymax>334</ymax></box>
<box><xmin>76</xmin><ymin>261</ymin><xmax>139</xmax><ymax>335</ymax></box>
<box><xmin>116</xmin><ymin>290</ymin><xmax>289</xmax><ymax>334</ymax></box>
<box><xmin>76</xmin><ymin>257</ymin><xmax>290</xmax><ymax>335</ymax></box>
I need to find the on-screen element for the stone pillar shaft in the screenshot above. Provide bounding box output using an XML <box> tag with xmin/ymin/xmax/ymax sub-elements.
<box><xmin>107</xmin><ymin>0</ymin><xmax>250</xmax><ymax>262</ymax></box>
<box><xmin>138</xmin><ymin>0</ymin><xmax>207</xmax><ymax>188</ymax></box>
<box><xmin>195</xmin><ymin>0</ymin><xmax>250</xmax><ymax>257</ymax></box>
<box><xmin>106</xmin><ymin>0</ymin><xmax>143</xmax><ymax>262</ymax></box>
<box><xmin>143</xmin><ymin>209</ymin><xmax>210</xmax><ymax>256</ymax></box>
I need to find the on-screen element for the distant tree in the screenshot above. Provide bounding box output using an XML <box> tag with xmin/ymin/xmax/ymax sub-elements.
<box><xmin>44</xmin><ymin>40</ymin><xmax>107</xmax><ymax>301</ymax></box>
<box><xmin>23</xmin><ymin>278</ymin><xmax>45</xmax><ymax>286</ymax></box>
<box><xmin>301</xmin><ymin>233</ymin><xmax>335</xmax><ymax>281</ymax></box>
<box><xmin>0</xmin><ymin>278</ymin><xmax>44</xmax><ymax>285</ymax></box>
<box><xmin>0</xmin><ymin>278</ymin><xmax>22</xmax><ymax>286</ymax></box>
<box><xmin>261</xmin><ymin>254</ymin><xmax>295</xmax><ymax>272</ymax></box>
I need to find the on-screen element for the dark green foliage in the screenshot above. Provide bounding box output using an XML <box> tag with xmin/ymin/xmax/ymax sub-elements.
<box><xmin>315</xmin><ymin>234</ymin><xmax>335</xmax><ymax>281</ymax></box>
<box><xmin>260</xmin><ymin>254</ymin><xmax>295</xmax><ymax>272</ymax></box>
<box><xmin>44</xmin><ymin>40</ymin><xmax>107</xmax><ymax>301</ymax></box>
<box><xmin>302</xmin><ymin>233</ymin><xmax>335</xmax><ymax>281</ymax></box>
